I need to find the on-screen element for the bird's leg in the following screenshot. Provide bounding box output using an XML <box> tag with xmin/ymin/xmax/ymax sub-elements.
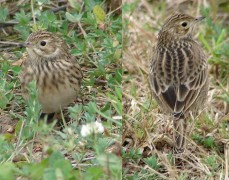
<box><xmin>173</xmin><ymin>113</ymin><xmax>186</xmax><ymax>153</ymax></box>
<box><xmin>40</xmin><ymin>113</ymin><xmax>55</xmax><ymax>122</ymax></box>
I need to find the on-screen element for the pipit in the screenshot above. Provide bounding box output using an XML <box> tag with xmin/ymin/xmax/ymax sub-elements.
<box><xmin>20</xmin><ymin>31</ymin><xmax>83</xmax><ymax>114</ymax></box>
<box><xmin>150</xmin><ymin>13</ymin><xmax>208</xmax><ymax>153</ymax></box>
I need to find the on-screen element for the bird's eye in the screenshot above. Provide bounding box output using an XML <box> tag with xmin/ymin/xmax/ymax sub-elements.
<box><xmin>40</xmin><ymin>41</ymin><xmax>46</xmax><ymax>46</ymax></box>
<box><xmin>181</xmin><ymin>22</ymin><xmax>188</xmax><ymax>27</ymax></box>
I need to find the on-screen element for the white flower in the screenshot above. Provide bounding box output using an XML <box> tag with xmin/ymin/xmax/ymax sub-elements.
<box><xmin>81</xmin><ymin>121</ymin><xmax>104</xmax><ymax>137</ymax></box>
<box><xmin>95</xmin><ymin>121</ymin><xmax>104</xmax><ymax>133</ymax></box>
<box><xmin>80</xmin><ymin>124</ymin><xmax>91</xmax><ymax>137</ymax></box>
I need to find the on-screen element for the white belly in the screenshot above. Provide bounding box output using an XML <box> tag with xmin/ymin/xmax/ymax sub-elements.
<box><xmin>38</xmin><ymin>84</ymin><xmax>77</xmax><ymax>113</ymax></box>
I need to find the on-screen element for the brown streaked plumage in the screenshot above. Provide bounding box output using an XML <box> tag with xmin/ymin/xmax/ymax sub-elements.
<box><xmin>20</xmin><ymin>31</ymin><xmax>83</xmax><ymax>113</ymax></box>
<box><xmin>150</xmin><ymin>13</ymin><xmax>208</xmax><ymax>153</ymax></box>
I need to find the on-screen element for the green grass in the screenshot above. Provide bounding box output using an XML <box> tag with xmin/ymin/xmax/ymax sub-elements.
<box><xmin>123</xmin><ymin>0</ymin><xmax>229</xmax><ymax>179</ymax></box>
<box><xmin>0</xmin><ymin>0</ymin><xmax>121</xmax><ymax>179</ymax></box>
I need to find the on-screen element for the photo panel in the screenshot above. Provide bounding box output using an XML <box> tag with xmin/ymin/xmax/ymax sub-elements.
<box><xmin>122</xmin><ymin>0</ymin><xmax>228</xmax><ymax>179</ymax></box>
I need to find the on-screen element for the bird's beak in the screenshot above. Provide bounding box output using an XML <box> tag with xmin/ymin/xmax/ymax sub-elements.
<box><xmin>195</xmin><ymin>16</ymin><xmax>205</xmax><ymax>22</ymax></box>
<box><xmin>23</xmin><ymin>42</ymin><xmax>31</xmax><ymax>48</ymax></box>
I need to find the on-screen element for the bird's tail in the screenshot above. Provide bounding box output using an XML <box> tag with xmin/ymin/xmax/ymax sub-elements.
<box><xmin>173</xmin><ymin>115</ymin><xmax>187</xmax><ymax>153</ymax></box>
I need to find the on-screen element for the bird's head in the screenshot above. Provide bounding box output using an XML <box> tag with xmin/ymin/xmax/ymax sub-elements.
<box><xmin>24</xmin><ymin>31</ymin><xmax>68</xmax><ymax>59</ymax></box>
<box><xmin>159</xmin><ymin>13</ymin><xmax>205</xmax><ymax>39</ymax></box>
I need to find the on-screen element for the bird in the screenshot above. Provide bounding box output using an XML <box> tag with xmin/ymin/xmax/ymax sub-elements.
<box><xmin>149</xmin><ymin>13</ymin><xmax>209</xmax><ymax>153</ymax></box>
<box><xmin>19</xmin><ymin>31</ymin><xmax>83</xmax><ymax>114</ymax></box>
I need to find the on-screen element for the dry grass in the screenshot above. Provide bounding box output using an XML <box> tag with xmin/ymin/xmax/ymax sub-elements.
<box><xmin>123</xmin><ymin>0</ymin><xmax>229</xmax><ymax>179</ymax></box>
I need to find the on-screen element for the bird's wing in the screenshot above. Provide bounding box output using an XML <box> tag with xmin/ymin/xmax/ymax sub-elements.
<box><xmin>150</xmin><ymin>45</ymin><xmax>208</xmax><ymax>114</ymax></box>
<box><xmin>150</xmin><ymin>50</ymin><xmax>175</xmax><ymax>112</ymax></box>
<box><xmin>175</xmin><ymin>47</ymin><xmax>208</xmax><ymax>114</ymax></box>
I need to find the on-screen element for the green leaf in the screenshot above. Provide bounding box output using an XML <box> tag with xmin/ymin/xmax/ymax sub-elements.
<box><xmin>0</xmin><ymin>7</ymin><xmax>8</xmax><ymax>22</ymax></box>
<box><xmin>68</xmin><ymin>0</ymin><xmax>81</xmax><ymax>9</ymax></box>
<box><xmin>15</xmin><ymin>120</ymin><xmax>23</xmax><ymax>135</ymax></box>
<box><xmin>87</xmin><ymin>102</ymin><xmax>121</xmax><ymax>126</ymax></box>
<box><xmin>97</xmin><ymin>154</ymin><xmax>122</xmax><ymax>171</ymax></box>
<box><xmin>37</xmin><ymin>11</ymin><xmax>57</xmax><ymax>30</ymax></box>
<box><xmin>65</xmin><ymin>12</ymin><xmax>82</xmax><ymax>23</ymax></box>
<box><xmin>84</xmin><ymin>167</ymin><xmax>103</xmax><ymax>180</ymax></box>
<box><xmin>94</xmin><ymin>138</ymin><xmax>109</xmax><ymax>154</ymax></box>
<box><xmin>84</xmin><ymin>0</ymin><xmax>96</xmax><ymax>11</ymax></box>
<box><xmin>198</xmin><ymin>33</ymin><xmax>211</xmax><ymax>52</ymax></box>
<box><xmin>93</xmin><ymin>5</ymin><xmax>106</xmax><ymax>24</ymax></box>
<box><xmin>15</xmin><ymin>10</ymin><xmax>31</xmax><ymax>25</ymax></box>
<box><xmin>68</xmin><ymin>104</ymin><xmax>83</xmax><ymax>121</ymax></box>
<box><xmin>29</xmin><ymin>159</ymin><xmax>49</xmax><ymax>179</ymax></box>
<box><xmin>43</xmin><ymin>168</ymin><xmax>56</xmax><ymax>180</ymax></box>
<box><xmin>1</xmin><ymin>62</ymin><xmax>11</xmax><ymax>74</ymax></box>
<box><xmin>25</xmin><ymin>80</ymin><xmax>41</xmax><ymax>124</ymax></box>
<box><xmin>0</xmin><ymin>163</ymin><xmax>16</xmax><ymax>180</ymax></box>
<box><xmin>3</xmin><ymin>134</ymin><xmax>15</xmax><ymax>142</ymax></box>
<box><xmin>203</xmin><ymin>136</ymin><xmax>215</xmax><ymax>148</ymax></box>
<box><xmin>216</xmin><ymin>29</ymin><xmax>226</xmax><ymax>46</ymax></box>
<box><xmin>0</xmin><ymin>91</ymin><xmax>8</xmax><ymax>109</ymax></box>
<box><xmin>114</xmin><ymin>48</ymin><xmax>122</xmax><ymax>60</ymax></box>
<box><xmin>52</xmin><ymin>159</ymin><xmax>72</xmax><ymax>177</ymax></box>
<box><xmin>107</xmin><ymin>88</ymin><xmax>122</xmax><ymax>116</ymax></box>
<box><xmin>144</xmin><ymin>155</ymin><xmax>160</xmax><ymax>170</ymax></box>
<box><xmin>11</xmin><ymin>66</ymin><xmax>21</xmax><ymax>75</ymax></box>
<box><xmin>14</xmin><ymin>25</ymin><xmax>30</xmax><ymax>40</ymax></box>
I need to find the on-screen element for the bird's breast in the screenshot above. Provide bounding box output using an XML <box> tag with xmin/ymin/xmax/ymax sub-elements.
<box><xmin>20</xmin><ymin>59</ymin><xmax>82</xmax><ymax>113</ymax></box>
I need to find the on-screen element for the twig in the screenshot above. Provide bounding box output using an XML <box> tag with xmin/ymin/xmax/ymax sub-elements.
<box><xmin>0</xmin><ymin>41</ymin><xmax>24</xmax><ymax>47</ymax></box>
<box><xmin>0</xmin><ymin>21</ymin><xmax>18</xmax><ymax>28</ymax></box>
<box><xmin>77</xmin><ymin>21</ymin><xmax>97</xmax><ymax>54</ymax></box>
<box><xmin>107</xmin><ymin>4</ymin><xmax>122</xmax><ymax>16</ymax></box>
<box><xmin>72</xmin><ymin>163</ymin><xmax>98</xmax><ymax>169</ymax></box>
<box><xmin>225</xmin><ymin>143</ymin><xmax>229</xmax><ymax>180</ymax></box>
<box><xmin>225</xmin><ymin>79</ymin><xmax>229</xmax><ymax>114</ymax></box>
<box><xmin>52</xmin><ymin>5</ymin><xmax>67</xmax><ymax>13</ymax></box>
<box><xmin>31</xmin><ymin>0</ymin><xmax>36</xmax><ymax>27</ymax></box>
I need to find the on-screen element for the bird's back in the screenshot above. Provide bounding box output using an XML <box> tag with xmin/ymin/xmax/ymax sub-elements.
<box><xmin>150</xmin><ymin>38</ymin><xmax>208</xmax><ymax>116</ymax></box>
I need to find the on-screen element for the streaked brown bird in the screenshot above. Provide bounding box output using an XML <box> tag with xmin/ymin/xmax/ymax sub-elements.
<box><xmin>150</xmin><ymin>13</ymin><xmax>208</xmax><ymax>153</ymax></box>
<box><xmin>20</xmin><ymin>31</ymin><xmax>83</xmax><ymax>114</ymax></box>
